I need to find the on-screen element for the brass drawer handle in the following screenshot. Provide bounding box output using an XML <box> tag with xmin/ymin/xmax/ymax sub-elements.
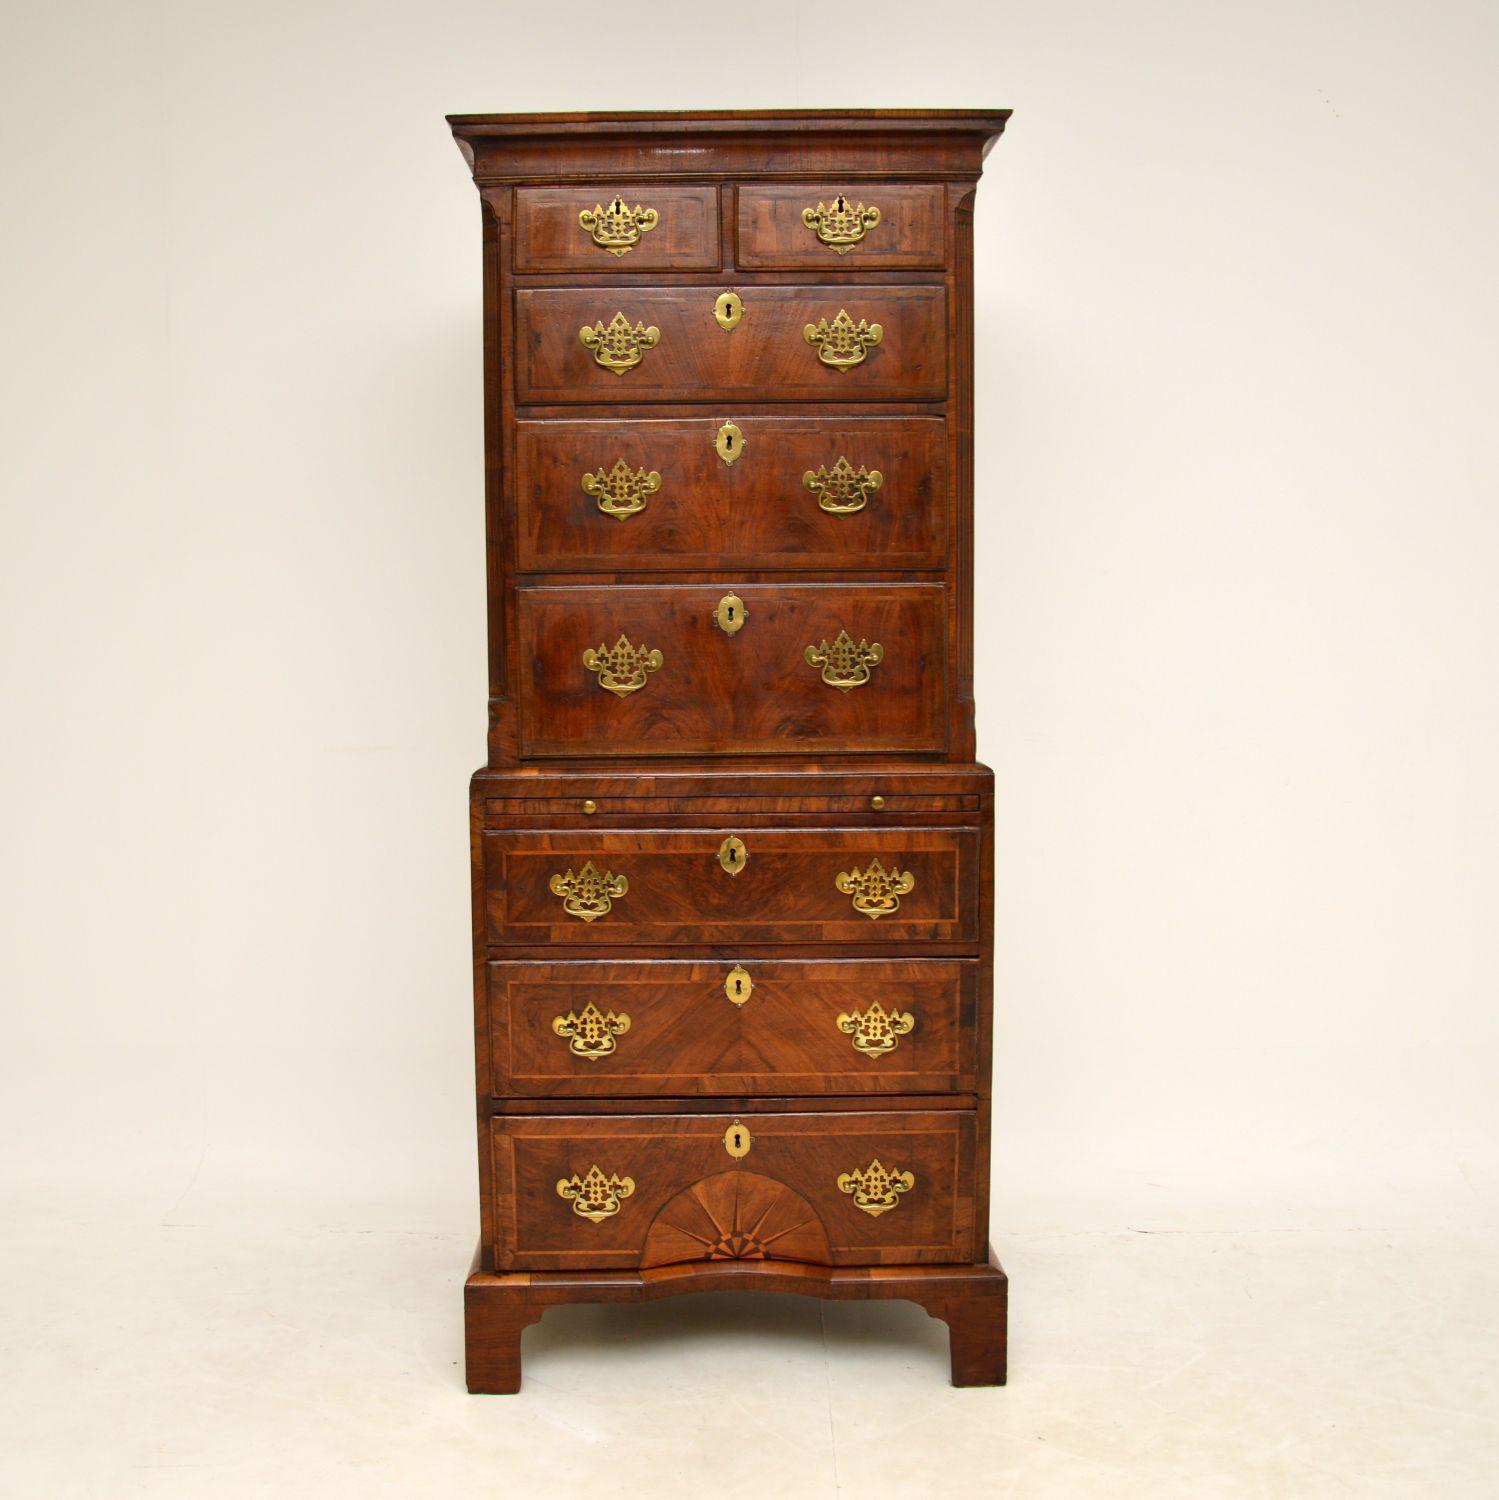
<box><xmin>803</xmin><ymin>195</ymin><xmax>881</xmax><ymax>253</ymax></box>
<box><xmin>837</xmin><ymin>1159</ymin><xmax>914</xmax><ymax>1217</ymax></box>
<box><xmin>804</xmin><ymin>629</ymin><xmax>882</xmax><ymax>690</ymax></box>
<box><xmin>837</xmin><ymin>1001</ymin><xmax>915</xmax><ymax>1057</ymax></box>
<box><xmin>578</xmin><ymin>196</ymin><xmax>658</xmax><ymax>256</ymax></box>
<box><xmin>553</xmin><ymin>1001</ymin><xmax>631</xmax><ymax>1060</ymax></box>
<box><xmin>580</xmin><ymin>311</ymin><xmax>661</xmax><ymax>374</ymax></box>
<box><xmin>803</xmin><ymin>457</ymin><xmax>884</xmax><ymax>515</ymax></box>
<box><xmin>582</xmin><ymin>459</ymin><xmax>661</xmax><ymax>520</ymax></box>
<box><xmin>803</xmin><ymin>309</ymin><xmax>882</xmax><ymax>370</ymax></box>
<box><xmin>557</xmin><ymin>1165</ymin><xmax>636</xmax><ymax>1222</ymax></box>
<box><xmin>584</xmin><ymin>634</ymin><xmax>663</xmax><ymax>697</ymax></box>
<box><xmin>548</xmin><ymin>860</ymin><xmax>628</xmax><ymax>922</ymax></box>
<box><xmin>835</xmin><ymin>858</ymin><xmax>915</xmax><ymax>920</ymax></box>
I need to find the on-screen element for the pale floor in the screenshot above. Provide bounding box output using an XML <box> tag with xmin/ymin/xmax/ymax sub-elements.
<box><xmin>3</xmin><ymin>1205</ymin><xmax>1496</xmax><ymax>1499</ymax></box>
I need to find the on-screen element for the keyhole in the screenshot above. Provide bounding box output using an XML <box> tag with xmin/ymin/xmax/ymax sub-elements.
<box><xmin>733</xmin><ymin>977</ymin><xmax>743</xmax><ymax>997</ymax></box>
<box><xmin>724</xmin><ymin>432</ymin><xmax>734</xmax><ymax>454</ymax></box>
<box><xmin>733</xmin><ymin>1129</ymin><xmax>744</xmax><ymax>1150</ymax></box>
<box><xmin>728</xmin><ymin>844</ymin><xmax>738</xmax><ymax>864</ymax></box>
<box><xmin>835</xmin><ymin>194</ymin><xmax>848</xmax><ymax>212</ymax></box>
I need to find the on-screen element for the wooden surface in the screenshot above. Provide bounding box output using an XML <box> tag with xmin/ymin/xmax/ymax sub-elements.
<box><xmin>451</xmin><ymin>110</ymin><xmax>1008</xmax><ymax>1389</ymax></box>
<box><xmin>516</xmin><ymin>582</ymin><xmax>949</xmax><ymax>758</ymax></box>
<box><xmin>487</xmin><ymin>1109</ymin><xmax>978</xmax><ymax>1270</ymax></box>
<box><xmin>514</xmin><ymin>415</ymin><xmax>947</xmax><ymax>572</ymax></box>
<box><xmin>483</xmin><ymin>824</ymin><xmax>980</xmax><ymax>947</ymax></box>
<box><xmin>514</xmin><ymin>285</ymin><xmax>948</xmax><ymax>405</ymax></box>
<box><xmin>737</xmin><ymin>183</ymin><xmax>948</xmax><ymax>269</ymax></box>
<box><xmin>486</xmin><ymin>956</ymin><xmax>977</xmax><ymax>1097</ymax></box>
<box><xmin>513</xmin><ymin>184</ymin><xmax>720</xmax><ymax>272</ymax></box>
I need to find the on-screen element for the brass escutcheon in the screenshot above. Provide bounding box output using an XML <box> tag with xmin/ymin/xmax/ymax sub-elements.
<box><xmin>723</xmin><ymin>1120</ymin><xmax>752</xmax><ymax>1159</ymax></box>
<box><xmin>713</xmin><ymin>421</ymin><xmax>746</xmax><ymax>465</ymax></box>
<box><xmin>718</xmin><ymin>835</ymin><xmax>748</xmax><ymax>875</ymax></box>
<box><xmin>713</xmin><ymin>290</ymin><xmax>744</xmax><ymax>331</ymax></box>
<box><xmin>713</xmin><ymin>593</ymin><xmax>747</xmax><ymax>635</ymax></box>
<box><xmin>724</xmin><ymin>965</ymin><xmax>753</xmax><ymax>1006</ymax></box>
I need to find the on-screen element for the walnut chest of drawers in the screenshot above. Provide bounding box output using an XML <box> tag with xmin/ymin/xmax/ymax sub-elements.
<box><xmin>447</xmin><ymin>108</ymin><xmax>1011</xmax><ymax>1392</ymax></box>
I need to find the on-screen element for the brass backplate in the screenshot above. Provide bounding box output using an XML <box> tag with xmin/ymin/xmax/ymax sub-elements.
<box><xmin>713</xmin><ymin>593</ymin><xmax>747</xmax><ymax>635</ymax></box>
<box><xmin>724</xmin><ymin>1120</ymin><xmax>752</xmax><ymax>1158</ymax></box>
<box><xmin>717</xmin><ymin>835</ymin><xmax>748</xmax><ymax>875</ymax></box>
<box><xmin>713</xmin><ymin>290</ymin><xmax>744</xmax><ymax>331</ymax></box>
<box><xmin>724</xmin><ymin>965</ymin><xmax>754</xmax><ymax>1005</ymax></box>
<box><xmin>714</xmin><ymin>421</ymin><xmax>745</xmax><ymax>465</ymax></box>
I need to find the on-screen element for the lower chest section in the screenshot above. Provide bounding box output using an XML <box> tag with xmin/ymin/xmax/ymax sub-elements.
<box><xmin>473</xmin><ymin>766</ymin><xmax>993</xmax><ymax>1274</ymax></box>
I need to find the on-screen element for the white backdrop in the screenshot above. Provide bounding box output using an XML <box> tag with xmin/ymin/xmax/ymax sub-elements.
<box><xmin>3</xmin><ymin>0</ymin><xmax>1497</xmax><ymax>1244</ymax></box>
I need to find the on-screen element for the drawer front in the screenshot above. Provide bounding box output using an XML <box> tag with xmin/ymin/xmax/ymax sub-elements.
<box><xmin>515</xmin><ymin>416</ymin><xmax>946</xmax><ymax>572</ymax></box>
<box><xmin>483</xmin><ymin>826</ymin><xmax>981</xmax><ymax>947</ymax></box>
<box><xmin>737</xmin><ymin>184</ymin><xmax>947</xmax><ymax>269</ymax></box>
<box><xmin>513</xmin><ymin>185</ymin><xmax>720</xmax><ymax>271</ymax></box>
<box><xmin>487</xmin><ymin>957</ymin><xmax>978</xmax><ymax>1096</ymax></box>
<box><xmin>488</xmin><ymin>1109</ymin><xmax>978</xmax><ymax>1269</ymax></box>
<box><xmin>514</xmin><ymin>285</ymin><xmax>946</xmax><ymax>404</ymax></box>
<box><xmin>516</xmin><ymin>582</ymin><xmax>947</xmax><ymax>758</ymax></box>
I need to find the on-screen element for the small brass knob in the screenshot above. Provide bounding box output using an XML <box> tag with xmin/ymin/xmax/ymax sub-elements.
<box><xmin>870</xmin><ymin>795</ymin><xmax>886</xmax><ymax>810</ymax></box>
<box><xmin>582</xmin><ymin>799</ymin><xmax>598</xmax><ymax>815</ymax></box>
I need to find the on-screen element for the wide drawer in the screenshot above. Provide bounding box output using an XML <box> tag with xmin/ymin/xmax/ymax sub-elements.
<box><xmin>515</xmin><ymin>415</ymin><xmax>946</xmax><ymax>571</ymax></box>
<box><xmin>516</xmin><ymin>582</ymin><xmax>947</xmax><ymax>758</ymax></box>
<box><xmin>513</xmin><ymin>184</ymin><xmax>720</xmax><ymax>272</ymax></box>
<box><xmin>514</xmin><ymin>285</ymin><xmax>946</xmax><ymax>403</ymax></box>
<box><xmin>486</xmin><ymin>957</ymin><xmax>978</xmax><ymax>1097</ymax></box>
<box><xmin>487</xmin><ymin>1109</ymin><xmax>978</xmax><ymax>1269</ymax></box>
<box><xmin>483</xmin><ymin>826</ymin><xmax>981</xmax><ymax>946</ymax></box>
<box><xmin>736</xmin><ymin>183</ymin><xmax>947</xmax><ymax>269</ymax></box>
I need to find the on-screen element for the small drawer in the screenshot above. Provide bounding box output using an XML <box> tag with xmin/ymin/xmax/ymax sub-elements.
<box><xmin>486</xmin><ymin>957</ymin><xmax>979</xmax><ymax>1097</ymax></box>
<box><xmin>737</xmin><ymin>183</ymin><xmax>947</xmax><ymax>269</ymax></box>
<box><xmin>513</xmin><ymin>185</ymin><xmax>720</xmax><ymax>272</ymax></box>
<box><xmin>515</xmin><ymin>415</ymin><xmax>947</xmax><ymax>572</ymax></box>
<box><xmin>516</xmin><ymin>581</ymin><xmax>948</xmax><ymax>759</ymax></box>
<box><xmin>483</xmin><ymin>825</ymin><xmax>981</xmax><ymax>947</ymax></box>
<box><xmin>513</xmin><ymin>284</ymin><xmax>946</xmax><ymax>404</ymax></box>
<box><xmin>487</xmin><ymin>1109</ymin><xmax>978</xmax><ymax>1269</ymax></box>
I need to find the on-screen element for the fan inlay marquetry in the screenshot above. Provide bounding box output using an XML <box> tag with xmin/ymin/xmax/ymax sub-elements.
<box><xmin>640</xmin><ymin>1170</ymin><xmax>832</xmax><ymax>1268</ymax></box>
